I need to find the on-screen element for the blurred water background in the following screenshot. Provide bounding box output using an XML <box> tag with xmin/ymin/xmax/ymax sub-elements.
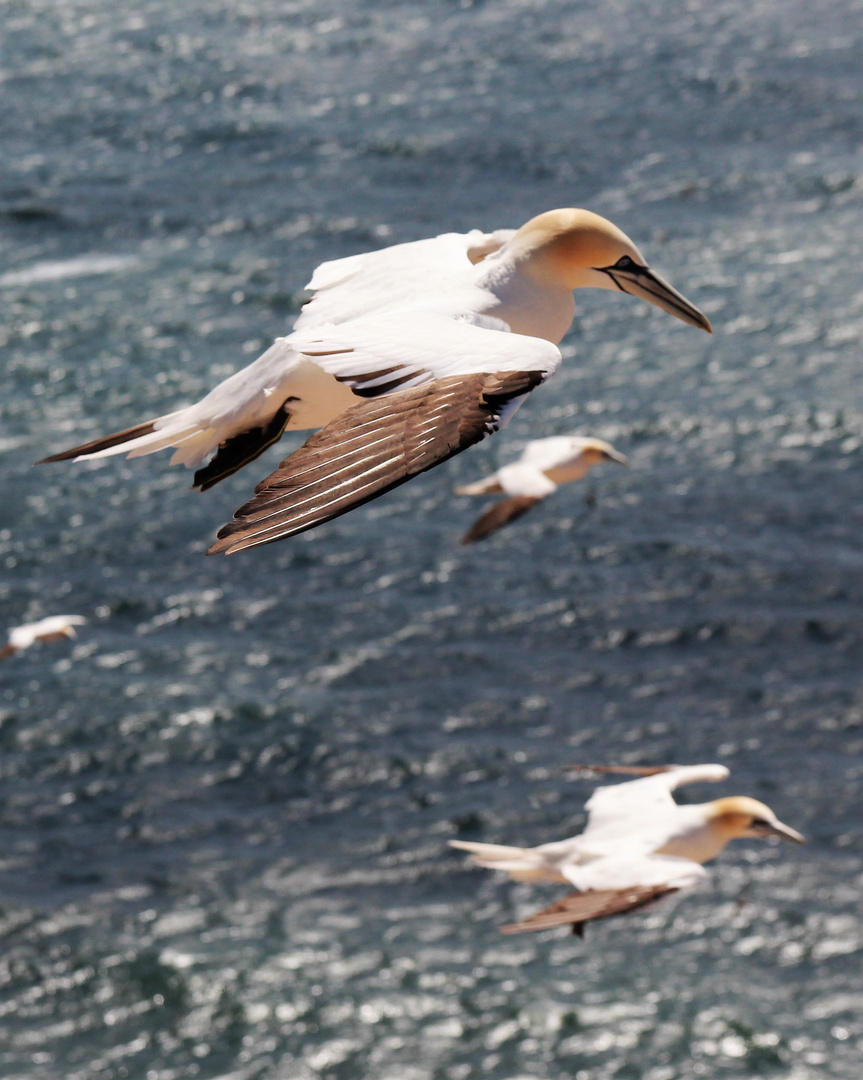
<box><xmin>1</xmin><ymin>0</ymin><xmax>862</xmax><ymax>1077</ymax></box>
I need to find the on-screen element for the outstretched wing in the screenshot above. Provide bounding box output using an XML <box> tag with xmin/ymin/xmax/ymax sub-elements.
<box><xmin>500</xmin><ymin>883</ymin><xmax>677</xmax><ymax>936</ymax></box>
<box><xmin>460</xmin><ymin>495</ymin><xmax>543</xmax><ymax>544</ymax></box>
<box><xmin>208</xmin><ymin>369</ymin><xmax>547</xmax><ymax>554</ymax></box>
<box><xmin>296</xmin><ymin>228</ymin><xmax>516</xmax><ymax>330</ymax></box>
<box><xmin>580</xmin><ymin>764</ymin><xmax>731</xmax><ymax>844</ymax></box>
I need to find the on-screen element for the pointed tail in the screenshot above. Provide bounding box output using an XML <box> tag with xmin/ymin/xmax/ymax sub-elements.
<box><xmin>36</xmin><ymin>410</ymin><xmax>202</xmax><ymax>467</ymax></box>
<box><xmin>449</xmin><ymin>839</ymin><xmax>562</xmax><ymax>882</ymax></box>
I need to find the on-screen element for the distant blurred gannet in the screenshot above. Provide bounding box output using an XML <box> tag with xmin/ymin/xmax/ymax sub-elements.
<box><xmin>0</xmin><ymin>615</ymin><xmax>87</xmax><ymax>660</ymax></box>
<box><xmin>457</xmin><ymin>435</ymin><xmax>627</xmax><ymax>543</ymax></box>
<box><xmin>450</xmin><ymin>763</ymin><xmax>803</xmax><ymax>936</ymax></box>
<box><xmin>39</xmin><ymin>209</ymin><xmax>710</xmax><ymax>554</ymax></box>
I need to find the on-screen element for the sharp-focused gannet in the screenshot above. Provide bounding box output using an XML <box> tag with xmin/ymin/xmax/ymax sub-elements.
<box><xmin>457</xmin><ymin>435</ymin><xmax>628</xmax><ymax>543</ymax></box>
<box><xmin>0</xmin><ymin>615</ymin><xmax>87</xmax><ymax>660</ymax></box>
<box><xmin>39</xmin><ymin>209</ymin><xmax>710</xmax><ymax>554</ymax></box>
<box><xmin>450</xmin><ymin>763</ymin><xmax>803</xmax><ymax>936</ymax></box>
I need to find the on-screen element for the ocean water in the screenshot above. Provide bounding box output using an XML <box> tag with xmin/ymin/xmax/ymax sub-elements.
<box><xmin>1</xmin><ymin>0</ymin><xmax>862</xmax><ymax>1077</ymax></box>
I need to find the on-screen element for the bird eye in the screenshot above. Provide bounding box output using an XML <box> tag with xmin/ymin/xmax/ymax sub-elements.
<box><xmin>613</xmin><ymin>255</ymin><xmax>637</xmax><ymax>271</ymax></box>
<box><xmin>750</xmin><ymin>818</ymin><xmax>769</xmax><ymax>827</ymax></box>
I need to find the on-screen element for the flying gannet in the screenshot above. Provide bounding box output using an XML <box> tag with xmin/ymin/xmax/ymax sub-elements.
<box><xmin>450</xmin><ymin>763</ymin><xmax>803</xmax><ymax>937</ymax></box>
<box><xmin>457</xmin><ymin>435</ymin><xmax>628</xmax><ymax>543</ymax></box>
<box><xmin>38</xmin><ymin>209</ymin><xmax>711</xmax><ymax>554</ymax></box>
<box><xmin>0</xmin><ymin>615</ymin><xmax>87</xmax><ymax>660</ymax></box>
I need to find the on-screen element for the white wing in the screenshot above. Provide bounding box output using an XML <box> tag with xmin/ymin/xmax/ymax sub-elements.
<box><xmin>496</xmin><ymin>462</ymin><xmax>558</xmax><ymax>498</ymax></box>
<box><xmin>518</xmin><ymin>436</ymin><xmax>584</xmax><ymax>470</ymax></box>
<box><xmin>580</xmin><ymin>764</ymin><xmax>730</xmax><ymax>849</ymax></box>
<box><xmin>297</xmin><ymin>229</ymin><xmax>514</xmax><ymax>331</ymax></box>
<box><xmin>41</xmin><ymin>310</ymin><xmax>560</xmax><ymax>492</ymax></box>
<box><xmin>290</xmin><ymin>309</ymin><xmax>554</xmax><ymax>386</ymax></box>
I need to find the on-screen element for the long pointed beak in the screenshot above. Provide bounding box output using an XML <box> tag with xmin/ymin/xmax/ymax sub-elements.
<box><xmin>603</xmin><ymin>448</ymin><xmax>629</xmax><ymax>466</ymax></box>
<box><xmin>766</xmin><ymin>820</ymin><xmax>806</xmax><ymax>844</ymax></box>
<box><xmin>600</xmin><ymin>264</ymin><xmax>712</xmax><ymax>333</ymax></box>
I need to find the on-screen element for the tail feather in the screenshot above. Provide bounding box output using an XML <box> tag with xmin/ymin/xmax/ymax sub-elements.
<box><xmin>38</xmin><ymin>396</ymin><xmax>296</xmax><ymax>489</ymax></box>
<box><xmin>449</xmin><ymin>839</ymin><xmax>544</xmax><ymax>873</ymax></box>
<box><xmin>37</xmin><ymin>418</ymin><xmax>164</xmax><ymax>463</ymax></box>
<box><xmin>449</xmin><ymin>840</ymin><xmax>535</xmax><ymax>858</ymax></box>
<box><xmin>456</xmin><ymin>477</ymin><xmax>502</xmax><ymax>496</ymax></box>
<box><xmin>449</xmin><ymin>839</ymin><xmax>569</xmax><ymax>883</ymax></box>
<box><xmin>37</xmin><ymin>410</ymin><xmax>204</xmax><ymax>465</ymax></box>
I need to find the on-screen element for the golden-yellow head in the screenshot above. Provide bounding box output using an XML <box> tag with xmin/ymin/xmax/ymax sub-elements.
<box><xmin>510</xmin><ymin>208</ymin><xmax>712</xmax><ymax>333</ymax></box>
<box><xmin>707</xmin><ymin>796</ymin><xmax>805</xmax><ymax>844</ymax></box>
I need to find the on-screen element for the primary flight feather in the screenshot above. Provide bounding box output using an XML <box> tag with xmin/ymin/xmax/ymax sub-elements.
<box><xmin>39</xmin><ymin>209</ymin><xmax>711</xmax><ymax>554</ymax></box>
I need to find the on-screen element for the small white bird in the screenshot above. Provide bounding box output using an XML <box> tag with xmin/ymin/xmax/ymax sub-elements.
<box><xmin>456</xmin><ymin>435</ymin><xmax>628</xmax><ymax>543</ymax></box>
<box><xmin>450</xmin><ymin>763</ymin><xmax>803</xmax><ymax>936</ymax></box>
<box><xmin>0</xmin><ymin>615</ymin><xmax>87</xmax><ymax>660</ymax></box>
<box><xmin>39</xmin><ymin>208</ymin><xmax>710</xmax><ymax>554</ymax></box>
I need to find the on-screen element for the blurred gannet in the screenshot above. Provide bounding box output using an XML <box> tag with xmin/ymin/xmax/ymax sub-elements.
<box><xmin>0</xmin><ymin>615</ymin><xmax>87</xmax><ymax>660</ymax></box>
<box><xmin>450</xmin><ymin>763</ymin><xmax>803</xmax><ymax>936</ymax></box>
<box><xmin>457</xmin><ymin>435</ymin><xmax>628</xmax><ymax>543</ymax></box>
<box><xmin>39</xmin><ymin>209</ymin><xmax>710</xmax><ymax>554</ymax></box>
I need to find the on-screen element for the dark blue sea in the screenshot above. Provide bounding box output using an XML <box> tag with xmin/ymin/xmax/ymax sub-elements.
<box><xmin>1</xmin><ymin>1</ymin><xmax>862</xmax><ymax>1076</ymax></box>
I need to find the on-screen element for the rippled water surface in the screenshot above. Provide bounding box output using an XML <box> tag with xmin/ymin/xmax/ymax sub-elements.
<box><xmin>1</xmin><ymin>1</ymin><xmax>863</xmax><ymax>1077</ymax></box>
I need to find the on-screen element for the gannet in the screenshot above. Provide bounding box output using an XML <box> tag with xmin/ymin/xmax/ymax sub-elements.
<box><xmin>457</xmin><ymin>435</ymin><xmax>628</xmax><ymax>543</ymax></box>
<box><xmin>38</xmin><ymin>209</ymin><xmax>710</xmax><ymax>554</ymax></box>
<box><xmin>0</xmin><ymin>615</ymin><xmax>87</xmax><ymax>660</ymax></box>
<box><xmin>450</xmin><ymin>763</ymin><xmax>803</xmax><ymax>937</ymax></box>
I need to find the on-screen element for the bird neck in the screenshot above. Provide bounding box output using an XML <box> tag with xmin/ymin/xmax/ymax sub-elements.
<box><xmin>475</xmin><ymin>258</ymin><xmax>576</xmax><ymax>343</ymax></box>
<box><xmin>655</xmin><ymin>805</ymin><xmax>734</xmax><ymax>865</ymax></box>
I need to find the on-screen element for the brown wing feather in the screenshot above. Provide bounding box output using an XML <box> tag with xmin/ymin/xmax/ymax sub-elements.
<box><xmin>207</xmin><ymin>370</ymin><xmax>545</xmax><ymax>555</ymax></box>
<box><xmin>500</xmin><ymin>884</ymin><xmax>676</xmax><ymax>935</ymax></box>
<box><xmin>0</xmin><ymin>644</ymin><xmax>17</xmax><ymax>661</ymax></box>
<box><xmin>36</xmin><ymin>420</ymin><xmax>158</xmax><ymax>464</ymax></box>
<box><xmin>460</xmin><ymin>495</ymin><xmax>542</xmax><ymax>544</ymax></box>
<box><xmin>564</xmin><ymin>764</ymin><xmax>677</xmax><ymax>777</ymax></box>
<box><xmin>192</xmin><ymin>400</ymin><xmax>295</xmax><ymax>491</ymax></box>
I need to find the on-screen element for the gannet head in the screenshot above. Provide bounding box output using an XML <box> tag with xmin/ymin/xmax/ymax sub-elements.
<box><xmin>567</xmin><ymin>437</ymin><xmax>629</xmax><ymax>468</ymax></box>
<box><xmin>510</xmin><ymin>208</ymin><xmax>712</xmax><ymax>333</ymax></box>
<box><xmin>706</xmin><ymin>796</ymin><xmax>805</xmax><ymax>845</ymax></box>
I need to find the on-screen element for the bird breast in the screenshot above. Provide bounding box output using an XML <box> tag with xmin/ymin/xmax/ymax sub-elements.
<box><xmin>656</xmin><ymin>822</ymin><xmax>730</xmax><ymax>865</ymax></box>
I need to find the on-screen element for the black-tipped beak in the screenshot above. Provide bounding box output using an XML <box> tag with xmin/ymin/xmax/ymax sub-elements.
<box><xmin>599</xmin><ymin>261</ymin><xmax>713</xmax><ymax>334</ymax></box>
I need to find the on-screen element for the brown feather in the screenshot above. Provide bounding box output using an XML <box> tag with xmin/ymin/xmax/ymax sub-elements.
<box><xmin>500</xmin><ymin>884</ymin><xmax>675</xmax><ymax>935</ymax></box>
<box><xmin>207</xmin><ymin>370</ymin><xmax>545</xmax><ymax>555</ymax></box>
<box><xmin>334</xmin><ymin>366</ymin><xmax>423</xmax><ymax>398</ymax></box>
<box><xmin>193</xmin><ymin>401</ymin><xmax>295</xmax><ymax>491</ymax></box>
<box><xmin>0</xmin><ymin>643</ymin><xmax>17</xmax><ymax>661</ymax></box>
<box><xmin>36</xmin><ymin>420</ymin><xmax>158</xmax><ymax>464</ymax></box>
<box><xmin>460</xmin><ymin>495</ymin><xmax>542</xmax><ymax>544</ymax></box>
